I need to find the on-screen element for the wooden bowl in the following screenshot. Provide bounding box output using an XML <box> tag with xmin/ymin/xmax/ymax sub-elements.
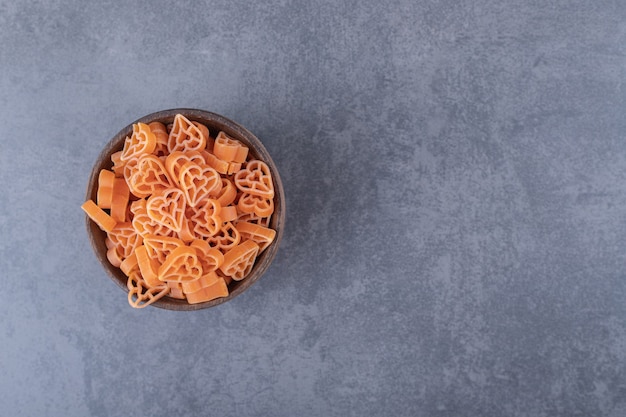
<box><xmin>85</xmin><ymin>109</ymin><xmax>285</xmax><ymax>310</ymax></box>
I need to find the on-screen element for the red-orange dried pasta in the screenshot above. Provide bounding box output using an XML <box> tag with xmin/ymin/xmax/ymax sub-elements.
<box><xmin>82</xmin><ymin>115</ymin><xmax>277</xmax><ymax>308</ymax></box>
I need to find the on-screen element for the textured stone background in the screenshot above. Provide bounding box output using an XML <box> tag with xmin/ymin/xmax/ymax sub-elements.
<box><xmin>1</xmin><ymin>0</ymin><xmax>626</xmax><ymax>416</ymax></box>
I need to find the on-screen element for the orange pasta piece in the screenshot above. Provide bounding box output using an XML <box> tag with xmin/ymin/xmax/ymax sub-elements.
<box><xmin>217</xmin><ymin>270</ymin><xmax>233</xmax><ymax>286</ymax></box>
<box><xmin>96</xmin><ymin>169</ymin><xmax>115</xmax><ymax>209</ymax></box>
<box><xmin>107</xmin><ymin>247</ymin><xmax>123</xmax><ymax>267</ymax></box>
<box><xmin>189</xmin><ymin>198</ymin><xmax>222</xmax><ymax>238</ymax></box>
<box><xmin>107</xmin><ymin>222</ymin><xmax>143</xmax><ymax>260</ymax></box>
<box><xmin>237</xmin><ymin>192</ymin><xmax>274</xmax><ymax>217</ymax></box>
<box><xmin>178</xmin><ymin>217</ymin><xmax>195</xmax><ymax>243</ymax></box>
<box><xmin>192</xmin><ymin>122</ymin><xmax>210</xmax><ymax>144</ymax></box>
<box><xmin>235</xmin><ymin>221</ymin><xmax>276</xmax><ymax>253</ymax></box>
<box><xmin>127</xmin><ymin>154</ymin><xmax>173</xmax><ymax>198</ymax></box>
<box><xmin>111</xmin><ymin>151</ymin><xmax>125</xmax><ymax>177</ymax></box>
<box><xmin>202</xmin><ymin>247</ymin><xmax>225</xmax><ymax>272</ymax></box>
<box><xmin>168</xmin><ymin>114</ymin><xmax>206</xmax><ymax>153</ymax></box>
<box><xmin>181</xmin><ymin>271</ymin><xmax>220</xmax><ymax>294</ymax></box>
<box><xmin>213</xmin><ymin>134</ymin><xmax>238</xmax><ymax>162</ymax></box>
<box><xmin>131</xmin><ymin>199</ymin><xmax>177</xmax><ymax>237</ymax></box>
<box><xmin>81</xmin><ymin>200</ymin><xmax>117</xmax><ymax>232</ymax></box>
<box><xmin>127</xmin><ymin>270</ymin><xmax>170</xmax><ymax>308</ymax></box>
<box><xmin>178</xmin><ymin>161</ymin><xmax>222</xmax><ymax>207</ymax></box>
<box><xmin>129</xmin><ymin>199</ymin><xmax>144</xmax><ymax>215</ymax></box>
<box><xmin>135</xmin><ymin>244</ymin><xmax>162</xmax><ymax>288</ymax></box>
<box><xmin>206</xmin><ymin>135</ymin><xmax>215</xmax><ymax>153</ymax></box>
<box><xmin>167</xmin><ymin>282</ymin><xmax>186</xmax><ymax>299</ymax></box>
<box><xmin>121</xmin><ymin>123</ymin><xmax>157</xmax><ymax>162</ymax></box>
<box><xmin>158</xmin><ymin>246</ymin><xmax>203</xmax><ymax>283</ymax></box>
<box><xmin>202</xmin><ymin>151</ymin><xmax>229</xmax><ymax>175</ymax></box>
<box><xmin>220</xmin><ymin>240</ymin><xmax>259</xmax><ymax>281</ymax></box>
<box><xmin>189</xmin><ymin>238</ymin><xmax>210</xmax><ymax>254</ymax></box>
<box><xmin>216</xmin><ymin>178</ymin><xmax>237</xmax><ymax>206</ymax></box>
<box><xmin>202</xmin><ymin>248</ymin><xmax>224</xmax><ymax>273</ymax></box>
<box><xmin>235</xmin><ymin>148</ymin><xmax>248</xmax><ymax>164</ymax></box>
<box><xmin>185</xmin><ymin>278</ymin><xmax>229</xmax><ymax>304</ymax></box>
<box><xmin>148</xmin><ymin>121</ymin><xmax>169</xmax><ymax>156</ymax></box>
<box><xmin>208</xmin><ymin>221</ymin><xmax>240</xmax><ymax>253</ymax></box>
<box><xmin>190</xmin><ymin>239</ymin><xmax>224</xmax><ymax>274</ymax></box>
<box><xmin>213</xmin><ymin>131</ymin><xmax>249</xmax><ymax>163</ymax></box>
<box><xmin>235</xmin><ymin>210</ymin><xmax>272</xmax><ymax>227</ymax></box>
<box><xmin>227</xmin><ymin>162</ymin><xmax>242</xmax><ymax>175</ymax></box>
<box><xmin>111</xmin><ymin>178</ymin><xmax>130</xmax><ymax>222</ymax></box>
<box><xmin>142</xmin><ymin>234</ymin><xmax>184</xmax><ymax>264</ymax></box>
<box><xmin>113</xmin><ymin>175</ymin><xmax>128</xmax><ymax>195</ymax></box>
<box><xmin>220</xmin><ymin>205</ymin><xmax>238</xmax><ymax>223</ymax></box>
<box><xmin>234</xmin><ymin>160</ymin><xmax>274</xmax><ymax>199</ymax></box>
<box><xmin>125</xmin><ymin>200</ymin><xmax>134</xmax><ymax>221</ymax></box>
<box><xmin>122</xmin><ymin>156</ymin><xmax>139</xmax><ymax>189</ymax></box>
<box><xmin>179</xmin><ymin>279</ymin><xmax>202</xmax><ymax>296</ymax></box>
<box><xmin>165</xmin><ymin>151</ymin><xmax>206</xmax><ymax>188</ymax></box>
<box><xmin>146</xmin><ymin>188</ymin><xmax>186</xmax><ymax>233</ymax></box>
<box><xmin>120</xmin><ymin>250</ymin><xmax>139</xmax><ymax>276</ymax></box>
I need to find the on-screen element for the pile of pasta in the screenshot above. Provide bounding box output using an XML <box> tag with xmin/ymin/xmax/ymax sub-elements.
<box><xmin>82</xmin><ymin>114</ymin><xmax>276</xmax><ymax>308</ymax></box>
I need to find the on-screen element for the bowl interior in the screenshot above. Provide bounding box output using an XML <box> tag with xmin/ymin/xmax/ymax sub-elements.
<box><xmin>85</xmin><ymin>109</ymin><xmax>285</xmax><ymax>310</ymax></box>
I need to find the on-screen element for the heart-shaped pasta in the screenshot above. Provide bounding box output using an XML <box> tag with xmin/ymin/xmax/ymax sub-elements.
<box><xmin>142</xmin><ymin>234</ymin><xmax>184</xmax><ymax>264</ymax></box>
<box><xmin>190</xmin><ymin>239</ymin><xmax>224</xmax><ymax>274</ymax></box>
<box><xmin>158</xmin><ymin>246</ymin><xmax>203</xmax><ymax>283</ymax></box>
<box><xmin>220</xmin><ymin>240</ymin><xmax>260</xmax><ymax>281</ymax></box>
<box><xmin>127</xmin><ymin>270</ymin><xmax>170</xmax><ymax>308</ymax></box>
<box><xmin>165</xmin><ymin>151</ymin><xmax>206</xmax><ymax>188</ymax></box>
<box><xmin>178</xmin><ymin>161</ymin><xmax>222</xmax><ymax>207</ymax></box>
<box><xmin>121</xmin><ymin>122</ymin><xmax>157</xmax><ymax>161</ymax></box>
<box><xmin>208</xmin><ymin>221</ymin><xmax>240</xmax><ymax>253</ymax></box>
<box><xmin>189</xmin><ymin>198</ymin><xmax>222</xmax><ymax>238</ymax></box>
<box><xmin>234</xmin><ymin>160</ymin><xmax>274</xmax><ymax>199</ymax></box>
<box><xmin>129</xmin><ymin>155</ymin><xmax>173</xmax><ymax>198</ymax></box>
<box><xmin>146</xmin><ymin>188</ymin><xmax>186</xmax><ymax>232</ymax></box>
<box><xmin>130</xmin><ymin>200</ymin><xmax>177</xmax><ymax>238</ymax></box>
<box><xmin>107</xmin><ymin>222</ymin><xmax>143</xmax><ymax>260</ymax></box>
<box><xmin>237</xmin><ymin>192</ymin><xmax>274</xmax><ymax>218</ymax></box>
<box><xmin>167</xmin><ymin>114</ymin><xmax>206</xmax><ymax>153</ymax></box>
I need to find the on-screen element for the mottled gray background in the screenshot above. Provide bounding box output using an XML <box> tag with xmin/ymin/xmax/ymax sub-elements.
<box><xmin>1</xmin><ymin>0</ymin><xmax>626</xmax><ymax>416</ymax></box>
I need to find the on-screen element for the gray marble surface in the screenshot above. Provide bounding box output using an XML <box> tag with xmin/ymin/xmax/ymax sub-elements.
<box><xmin>1</xmin><ymin>0</ymin><xmax>626</xmax><ymax>416</ymax></box>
